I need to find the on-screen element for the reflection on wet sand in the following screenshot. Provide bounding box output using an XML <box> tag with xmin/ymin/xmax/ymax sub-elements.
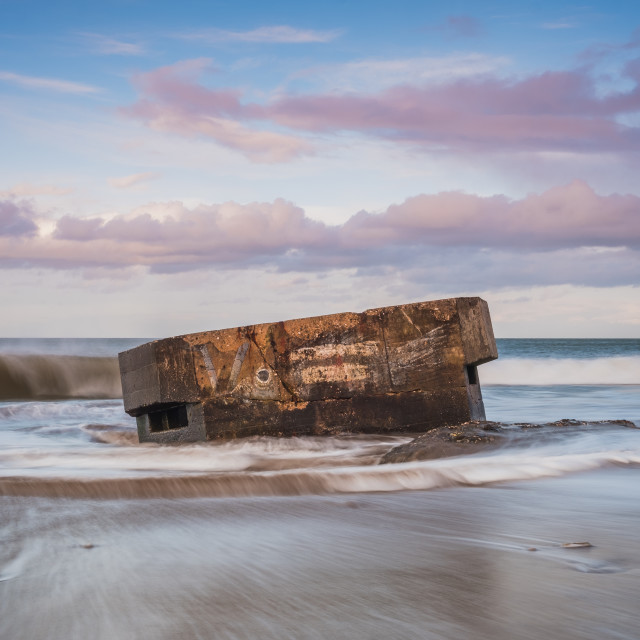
<box><xmin>1</xmin><ymin>468</ymin><xmax>638</xmax><ymax>640</ymax></box>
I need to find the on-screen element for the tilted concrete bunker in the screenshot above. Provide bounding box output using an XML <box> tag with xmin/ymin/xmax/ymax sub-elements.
<box><xmin>119</xmin><ymin>297</ymin><xmax>498</xmax><ymax>443</ymax></box>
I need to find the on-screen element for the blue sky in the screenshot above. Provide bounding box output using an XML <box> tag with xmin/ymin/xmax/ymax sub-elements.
<box><xmin>1</xmin><ymin>0</ymin><xmax>639</xmax><ymax>337</ymax></box>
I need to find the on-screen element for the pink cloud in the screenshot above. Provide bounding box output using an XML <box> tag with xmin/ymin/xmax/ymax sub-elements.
<box><xmin>1</xmin><ymin>182</ymin><xmax>638</xmax><ymax>289</ymax></box>
<box><xmin>122</xmin><ymin>58</ymin><xmax>640</xmax><ymax>160</ymax></box>
<box><xmin>0</xmin><ymin>200</ymin><xmax>38</xmax><ymax>237</ymax></box>
<box><xmin>123</xmin><ymin>60</ymin><xmax>312</xmax><ymax>162</ymax></box>
<box><xmin>578</xmin><ymin>27</ymin><xmax>640</xmax><ymax>64</ymax></box>
<box><xmin>176</xmin><ymin>26</ymin><xmax>343</xmax><ymax>44</ymax></box>
<box><xmin>264</xmin><ymin>71</ymin><xmax>640</xmax><ymax>152</ymax></box>
<box><xmin>108</xmin><ymin>172</ymin><xmax>158</xmax><ymax>189</ymax></box>
<box><xmin>0</xmin><ymin>183</ymin><xmax>73</xmax><ymax>197</ymax></box>
<box><xmin>52</xmin><ymin>199</ymin><xmax>331</xmax><ymax>264</ymax></box>
<box><xmin>341</xmin><ymin>180</ymin><xmax>640</xmax><ymax>250</ymax></box>
<box><xmin>54</xmin><ymin>216</ymin><xmax>105</xmax><ymax>240</ymax></box>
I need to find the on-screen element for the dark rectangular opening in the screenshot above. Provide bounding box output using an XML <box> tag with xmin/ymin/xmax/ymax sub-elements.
<box><xmin>466</xmin><ymin>365</ymin><xmax>478</xmax><ymax>385</ymax></box>
<box><xmin>148</xmin><ymin>411</ymin><xmax>167</xmax><ymax>432</ymax></box>
<box><xmin>166</xmin><ymin>405</ymin><xmax>189</xmax><ymax>430</ymax></box>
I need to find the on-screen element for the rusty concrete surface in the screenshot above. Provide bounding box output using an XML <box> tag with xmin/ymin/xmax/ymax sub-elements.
<box><xmin>118</xmin><ymin>297</ymin><xmax>498</xmax><ymax>443</ymax></box>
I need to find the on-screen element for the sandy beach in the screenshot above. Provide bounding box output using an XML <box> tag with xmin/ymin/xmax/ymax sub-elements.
<box><xmin>1</xmin><ymin>338</ymin><xmax>638</xmax><ymax>639</ymax></box>
<box><xmin>2</xmin><ymin>466</ymin><xmax>638</xmax><ymax>640</ymax></box>
<box><xmin>3</xmin><ymin>0</ymin><xmax>640</xmax><ymax>634</ymax></box>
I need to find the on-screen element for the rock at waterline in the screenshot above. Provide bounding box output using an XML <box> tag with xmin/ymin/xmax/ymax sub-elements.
<box><xmin>379</xmin><ymin>419</ymin><xmax>637</xmax><ymax>464</ymax></box>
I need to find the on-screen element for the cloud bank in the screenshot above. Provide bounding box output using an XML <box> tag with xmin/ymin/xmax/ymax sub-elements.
<box><xmin>1</xmin><ymin>181</ymin><xmax>638</xmax><ymax>289</ymax></box>
<box><xmin>122</xmin><ymin>56</ymin><xmax>640</xmax><ymax>162</ymax></box>
<box><xmin>0</xmin><ymin>200</ymin><xmax>38</xmax><ymax>237</ymax></box>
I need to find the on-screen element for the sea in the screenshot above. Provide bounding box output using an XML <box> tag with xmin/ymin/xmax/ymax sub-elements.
<box><xmin>0</xmin><ymin>338</ymin><xmax>639</xmax><ymax>640</ymax></box>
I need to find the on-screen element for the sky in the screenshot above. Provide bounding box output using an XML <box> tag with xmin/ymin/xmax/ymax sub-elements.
<box><xmin>1</xmin><ymin>0</ymin><xmax>639</xmax><ymax>338</ymax></box>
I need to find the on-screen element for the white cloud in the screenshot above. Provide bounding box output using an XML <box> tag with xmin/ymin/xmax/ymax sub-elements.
<box><xmin>289</xmin><ymin>53</ymin><xmax>510</xmax><ymax>93</ymax></box>
<box><xmin>2</xmin><ymin>267</ymin><xmax>637</xmax><ymax>338</ymax></box>
<box><xmin>0</xmin><ymin>71</ymin><xmax>101</xmax><ymax>94</ymax></box>
<box><xmin>0</xmin><ymin>183</ymin><xmax>73</xmax><ymax>197</ymax></box>
<box><xmin>80</xmin><ymin>33</ymin><xmax>146</xmax><ymax>56</ymax></box>
<box><xmin>540</xmin><ymin>22</ymin><xmax>578</xmax><ymax>30</ymax></box>
<box><xmin>177</xmin><ymin>25</ymin><xmax>343</xmax><ymax>44</ymax></box>
<box><xmin>108</xmin><ymin>172</ymin><xmax>158</xmax><ymax>189</ymax></box>
<box><xmin>483</xmin><ymin>285</ymin><xmax>640</xmax><ymax>337</ymax></box>
<box><xmin>2</xmin><ymin>181</ymin><xmax>638</xmax><ymax>293</ymax></box>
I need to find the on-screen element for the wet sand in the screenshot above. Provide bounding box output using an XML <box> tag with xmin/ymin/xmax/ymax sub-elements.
<box><xmin>1</xmin><ymin>466</ymin><xmax>638</xmax><ymax>640</ymax></box>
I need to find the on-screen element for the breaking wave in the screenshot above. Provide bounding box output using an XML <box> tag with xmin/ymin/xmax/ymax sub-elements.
<box><xmin>1</xmin><ymin>426</ymin><xmax>638</xmax><ymax>500</ymax></box>
<box><xmin>0</xmin><ymin>355</ymin><xmax>121</xmax><ymax>400</ymax></box>
<box><xmin>1</xmin><ymin>349</ymin><xmax>638</xmax><ymax>402</ymax></box>
<box><xmin>1</xmin><ymin>447</ymin><xmax>638</xmax><ymax>500</ymax></box>
<box><xmin>481</xmin><ymin>356</ymin><xmax>640</xmax><ymax>386</ymax></box>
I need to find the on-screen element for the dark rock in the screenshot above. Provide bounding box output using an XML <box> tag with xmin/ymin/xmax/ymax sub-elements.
<box><xmin>379</xmin><ymin>418</ymin><xmax>636</xmax><ymax>464</ymax></box>
<box><xmin>379</xmin><ymin>421</ymin><xmax>508</xmax><ymax>463</ymax></box>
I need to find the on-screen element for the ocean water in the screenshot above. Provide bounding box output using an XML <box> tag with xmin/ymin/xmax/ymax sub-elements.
<box><xmin>1</xmin><ymin>338</ymin><xmax>639</xmax><ymax>639</ymax></box>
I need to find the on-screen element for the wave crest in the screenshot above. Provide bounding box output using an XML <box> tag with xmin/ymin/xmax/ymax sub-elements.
<box><xmin>482</xmin><ymin>356</ymin><xmax>640</xmax><ymax>385</ymax></box>
<box><xmin>1</xmin><ymin>447</ymin><xmax>638</xmax><ymax>500</ymax></box>
<box><xmin>0</xmin><ymin>355</ymin><xmax>121</xmax><ymax>400</ymax></box>
<box><xmin>1</xmin><ymin>350</ymin><xmax>638</xmax><ymax>401</ymax></box>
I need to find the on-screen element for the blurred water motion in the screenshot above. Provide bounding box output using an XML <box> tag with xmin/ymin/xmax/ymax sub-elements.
<box><xmin>0</xmin><ymin>338</ymin><xmax>639</xmax><ymax>639</ymax></box>
<box><xmin>1</xmin><ymin>470</ymin><xmax>639</xmax><ymax>640</ymax></box>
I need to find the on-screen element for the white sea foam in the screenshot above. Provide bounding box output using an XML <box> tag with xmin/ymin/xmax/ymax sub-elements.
<box><xmin>481</xmin><ymin>356</ymin><xmax>640</xmax><ymax>386</ymax></box>
<box><xmin>321</xmin><ymin>448</ymin><xmax>640</xmax><ymax>494</ymax></box>
<box><xmin>1</xmin><ymin>426</ymin><xmax>638</xmax><ymax>499</ymax></box>
<box><xmin>0</xmin><ymin>355</ymin><xmax>121</xmax><ymax>400</ymax></box>
<box><xmin>0</xmin><ymin>433</ymin><xmax>410</xmax><ymax>477</ymax></box>
<box><xmin>1</xmin><ymin>444</ymin><xmax>638</xmax><ymax>499</ymax></box>
<box><xmin>1</xmin><ymin>349</ymin><xmax>638</xmax><ymax>401</ymax></box>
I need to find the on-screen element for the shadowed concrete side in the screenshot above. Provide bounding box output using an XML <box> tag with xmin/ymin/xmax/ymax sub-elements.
<box><xmin>119</xmin><ymin>297</ymin><xmax>498</xmax><ymax>443</ymax></box>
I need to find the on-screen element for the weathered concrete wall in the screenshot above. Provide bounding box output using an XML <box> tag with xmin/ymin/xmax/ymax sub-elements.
<box><xmin>119</xmin><ymin>297</ymin><xmax>497</xmax><ymax>443</ymax></box>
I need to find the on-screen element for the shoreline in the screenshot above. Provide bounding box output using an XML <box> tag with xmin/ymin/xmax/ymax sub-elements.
<box><xmin>2</xmin><ymin>466</ymin><xmax>639</xmax><ymax>639</ymax></box>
